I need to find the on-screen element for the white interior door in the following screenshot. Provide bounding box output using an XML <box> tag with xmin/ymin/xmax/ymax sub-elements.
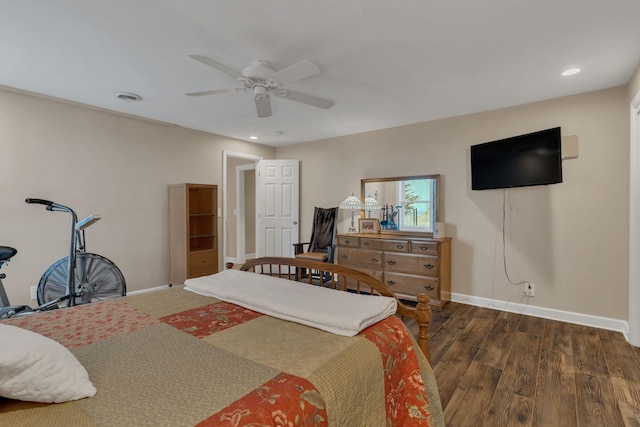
<box><xmin>256</xmin><ymin>159</ymin><xmax>299</xmax><ymax>258</ymax></box>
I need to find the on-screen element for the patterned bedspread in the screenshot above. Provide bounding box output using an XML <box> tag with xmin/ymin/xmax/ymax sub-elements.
<box><xmin>0</xmin><ymin>286</ymin><xmax>444</xmax><ymax>426</ymax></box>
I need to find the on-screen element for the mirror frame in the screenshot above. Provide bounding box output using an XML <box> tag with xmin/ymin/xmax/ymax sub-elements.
<box><xmin>361</xmin><ymin>174</ymin><xmax>441</xmax><ymax>236</ymax></box>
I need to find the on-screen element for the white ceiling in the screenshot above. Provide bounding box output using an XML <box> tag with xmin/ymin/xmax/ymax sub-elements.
<box><xmin>2</xmin><ymin>1</ymin><xmax>639</xmax><ymax>147</ymax></box>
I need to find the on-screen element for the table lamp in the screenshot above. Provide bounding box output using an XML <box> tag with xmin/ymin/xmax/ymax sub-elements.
<box><xmin>339</xmin><ymin>194</ymin><xmax>363</xmax><ymax>233</ymax></box>
<box><xmin>363</xmin><ymin>194</ymin><xmax>381</xmax><ymax>218</ymax></box>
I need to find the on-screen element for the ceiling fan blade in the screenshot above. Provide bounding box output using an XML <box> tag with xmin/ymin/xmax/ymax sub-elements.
<box><xmin>188</xmin><ymin>54</ymin><xmax>244</xmax><ymax>79</ymax></box>
<box><xmin>273</xmin><ymin>89</ymin><xmax>334</xmax><ymax>109</ymax></box>
<box><xmin>255</xmin><ymin>94</ymin><xmax>272</xmax><ymax>118</ymax></box>
<box><xmin>185</xmin><ymin>88</ymin><xmax>247</xmax><ymax>96</ymax></box>
<box><xmin>267</xmin><ymin>60</ymin><xmax>320</xmax><ymax>86</ymax></box>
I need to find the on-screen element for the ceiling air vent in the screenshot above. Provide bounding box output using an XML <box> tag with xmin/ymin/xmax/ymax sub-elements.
<box><xmin>115</xmin><ymin>92</ymin><xmax>142</xmax><ymax>102</ymax></box>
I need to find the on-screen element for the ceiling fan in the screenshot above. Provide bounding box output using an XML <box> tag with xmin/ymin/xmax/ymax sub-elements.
<box><xmin>186</xmin><ymin>54</ymin><xmax>334</xmax><ymax>118</ymax></box>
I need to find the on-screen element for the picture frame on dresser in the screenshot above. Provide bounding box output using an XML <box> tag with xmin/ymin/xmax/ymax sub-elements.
<box><xmin>358</xmin><ymin>218</ymin><xmax>380</xmax><ymax>233</ymax></box>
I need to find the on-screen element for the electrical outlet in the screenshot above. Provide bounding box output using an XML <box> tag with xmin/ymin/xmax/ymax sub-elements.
<box><xmin>30</xmin><ymin>286</ymin><xmax>37</xmax><ymax>300</ymax></box>
<box><xmin>523</xmin><ymin>283</ymin><xmax>535</xmax><ymax>297</ymax></box>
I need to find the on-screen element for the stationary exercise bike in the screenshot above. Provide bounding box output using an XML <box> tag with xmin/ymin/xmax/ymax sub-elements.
<box><xmin>0</xmin><ymin>199</ymin><xmax>126</xmax><ymax>319</ymax></box>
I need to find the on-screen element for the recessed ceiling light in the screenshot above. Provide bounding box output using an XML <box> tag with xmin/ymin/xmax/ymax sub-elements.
<box><xmin>249</xmin><ymin>136</ymin><xmax>258</xmax><ymax>140</ymax></box>
<box><xmin>114</xmin><ymin>92</ymin><xmax>142</xmax><ymax>102</ymax></box>
<box><xmin>562</xmin><ymin>68</ymin><xmax>581</xmax><ymax>76</ymax></box>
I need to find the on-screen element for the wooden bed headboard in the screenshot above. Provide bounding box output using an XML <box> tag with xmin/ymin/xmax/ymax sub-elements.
<box><xmin>234</xmin><ymin>256</ymin><xmax>432</xmax><ymax>361</ymax></box>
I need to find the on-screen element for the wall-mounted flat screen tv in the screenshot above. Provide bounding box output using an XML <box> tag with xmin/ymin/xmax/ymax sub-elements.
<box><xmin>470</xmin><ymin>127</ymin><xmax>562</xmax><ymax>190</ymax></box>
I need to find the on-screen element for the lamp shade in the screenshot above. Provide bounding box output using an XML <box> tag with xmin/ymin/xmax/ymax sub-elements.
<box><xmin>363</xmin><ymin>195</ymin><xmax>381</xmax><ymax>212</ymax></box>
<box><xmin>339</xmin><ymin>194</ymin><xmax>362</xmax><ymax>210</ymax></box>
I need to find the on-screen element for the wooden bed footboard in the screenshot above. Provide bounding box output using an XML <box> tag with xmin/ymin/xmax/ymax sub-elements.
<box><xmin>235</xmin><ymin>257</ymin><xmax>432</xmax><ymax>361</ymax></box>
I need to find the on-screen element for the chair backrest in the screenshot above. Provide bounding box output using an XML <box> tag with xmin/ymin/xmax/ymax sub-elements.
<box><xmin>307</xmin><ymin>207</ymin><xmax>338</xmax><ymax>254</ymax></box>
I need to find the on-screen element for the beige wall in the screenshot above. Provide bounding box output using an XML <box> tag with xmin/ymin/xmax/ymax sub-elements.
<box><xmin>2</xmin><ymin>82</ymin><xmax>633</xmax><ymax>323</ymax></box>
<box><xmin>277</xmin><ymin>86</ymin><xmax>630</xmax><ymax>321</ymax></box>
<box><xmin>0</xmin><ymin>88</ymin><xmax>274</xmax><ymax>305</ymax></box>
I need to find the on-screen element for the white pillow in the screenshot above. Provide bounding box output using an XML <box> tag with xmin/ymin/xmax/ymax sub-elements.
<box><xmin>0</xmin><ymin>323</ymin><xmax>96</xmax><ymax>403</ymax></box>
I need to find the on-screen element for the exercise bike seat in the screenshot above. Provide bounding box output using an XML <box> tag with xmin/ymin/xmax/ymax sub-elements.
<box><xmin>0</xmin><ymin>246</ymin><xmax>17</xmax><ymax>261</ymax></box>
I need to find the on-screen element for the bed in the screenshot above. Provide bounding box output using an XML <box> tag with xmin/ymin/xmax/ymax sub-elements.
<box><xmin>0</xmin><ymin>256</ymin><xmax>444</xmax><ymax>426</ymax></box>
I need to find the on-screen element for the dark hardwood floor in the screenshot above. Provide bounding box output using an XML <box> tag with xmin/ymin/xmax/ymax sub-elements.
<box><xmin>404</xmin><ymin>302</ymin><xmax>640</xmax><ymax>426</ymax></box>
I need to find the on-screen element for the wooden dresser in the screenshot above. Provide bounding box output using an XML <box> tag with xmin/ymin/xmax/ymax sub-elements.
<box><xmin>336</xmin><ymin>233</ymin><xmax>452</xmax><ymax>309</ymax></box>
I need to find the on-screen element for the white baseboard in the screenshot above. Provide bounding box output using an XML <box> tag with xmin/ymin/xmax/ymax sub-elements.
<box><xmin>451</xmin><ymin>292</ymin><xmax>630</xmax><ymax>339</ymax></box>
<box><xmin>125</xmin><ymin>287</ymin><xmax>631</xmax><ymax>341</ymax></box>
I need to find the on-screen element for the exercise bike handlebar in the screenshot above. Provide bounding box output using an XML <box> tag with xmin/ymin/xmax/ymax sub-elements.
<box><xmin>25</xmin><ymin>198</ymin><xmax>76</xmax><ymax>214</ymax></box>
<box><xmin>25</xmin><ymin>198</ymin><xmax>54</xmax><ymax>206</ymax></box>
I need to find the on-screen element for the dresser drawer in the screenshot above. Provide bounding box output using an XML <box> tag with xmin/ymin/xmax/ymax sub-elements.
<box><xmin>188</xmin><ymin>265</ymin><xmax>217</xmax><ymax>278</ymax></box>
<box><xmin>409</xmin><ymin>241</ymin><xmax>440</xmax><ymax>256</ymax></box>
<box><xmin>383</xmin><ymin>253</ymin><xmax>440</xmax><ymax>277</ymax></box>
<box><xmin>337</xmin><ymin>235</ymin><xmax>359</xmax><ymax>247</ymax></box>
<box><xmin>336</xmin><ymin>234</ymin><xmax>451</xmax><ymax>308</ymax></box>
<box><xmin>360</xmin><ymin>238</ymin><xmax>409</xmax><ymax>252</ymax></box>
<box><xmin>189</xmin><ymin>250</ymin><xmax>216</xmax><ymax>268</ymax></box>
<box><xmin>338</xmin><ymin>248</ymin><xmax>383</xmax><ymax>270</ymax></box>
<box><xmin>384</xmin><ymin>272</ymin><xmax>439</xmax><ymax>299</ymax></box>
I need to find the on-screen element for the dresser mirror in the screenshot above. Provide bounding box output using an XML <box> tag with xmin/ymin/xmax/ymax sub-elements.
<box><xmin>361</xmin><ymin>175</ymin><xmax>441</xmax><ymax>236</ymax></box>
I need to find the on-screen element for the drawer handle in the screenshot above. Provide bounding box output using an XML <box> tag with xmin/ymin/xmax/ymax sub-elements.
<box><xmin>420</xmin><ymin>245</ymin><xmax>428</xmax><ymax>251</ymax></box>
<box><xmin>363</xmin><ymin>241</ymin><xmax>370</xmax><ymax>247</ymax></box>
<box><xmin>387</xmin><ymin>260</ymin><xmax>396</xmax><ymax>265</ymax></box>
<box><xmin>340</xmin><ymin>254</ymin><xmax>348</xmax><ymax>259</ymax></box>
<box><xmin>424</xmin><ymin>264</ymin><xmax>435</xmax><ymax>270</ymax></box>
<box><xmin>201</xmin><ymin>258</ymin><xmax>206</xmax><ymax>263</ymax></box>
<box><xmin>344</xmin><ymin>239</ymin><xmax>351</xmax><ymax>244</ymax></box>
<box><xmin>396</xmin><ymin>244</ymin><xmax>405</xmax><ymax>249</ymax></box>
<box><xmin>424</xmin><ymin>285</ymin><xmax>435</xmax><ymax>291</ymax></box>
<box><xmin>370</xmin><ymin>258</ymin><xmax>379</xmax><ymax>264</ymax></box>
<box><xmin>387</xmin><ymin>280</ymin><xmax>396</xmax><ymax>286</ymax></box>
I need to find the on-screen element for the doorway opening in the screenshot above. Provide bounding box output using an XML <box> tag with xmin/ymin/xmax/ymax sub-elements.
<box><xmin>222</xmin><ymin>151</ymin><xmax>261</xmax><ymax>265</ymax></box>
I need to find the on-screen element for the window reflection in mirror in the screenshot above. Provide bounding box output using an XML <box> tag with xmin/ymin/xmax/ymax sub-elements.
<box><xmin>361</xmin><ymin>175</ymin><xmax>440</xmax><ymax>235</ymax></box>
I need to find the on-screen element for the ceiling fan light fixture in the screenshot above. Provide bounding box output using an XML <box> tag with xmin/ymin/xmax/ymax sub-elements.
<box><xmin>253</xmin><ymin>85</ymin><xmax>268</xmax><ymax>99</ymax></box>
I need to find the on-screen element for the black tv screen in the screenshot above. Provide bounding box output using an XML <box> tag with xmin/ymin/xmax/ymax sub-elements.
<box><xmin>471</xmin><ymin>127</ymin><xmax>562</xmax><ymax>190</ymax></box>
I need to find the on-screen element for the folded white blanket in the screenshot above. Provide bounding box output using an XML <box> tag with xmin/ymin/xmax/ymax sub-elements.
<box><xmin>184</xmin><ymin>269</ymin><xmax>397</xmax><ymax>337</ymax></box>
